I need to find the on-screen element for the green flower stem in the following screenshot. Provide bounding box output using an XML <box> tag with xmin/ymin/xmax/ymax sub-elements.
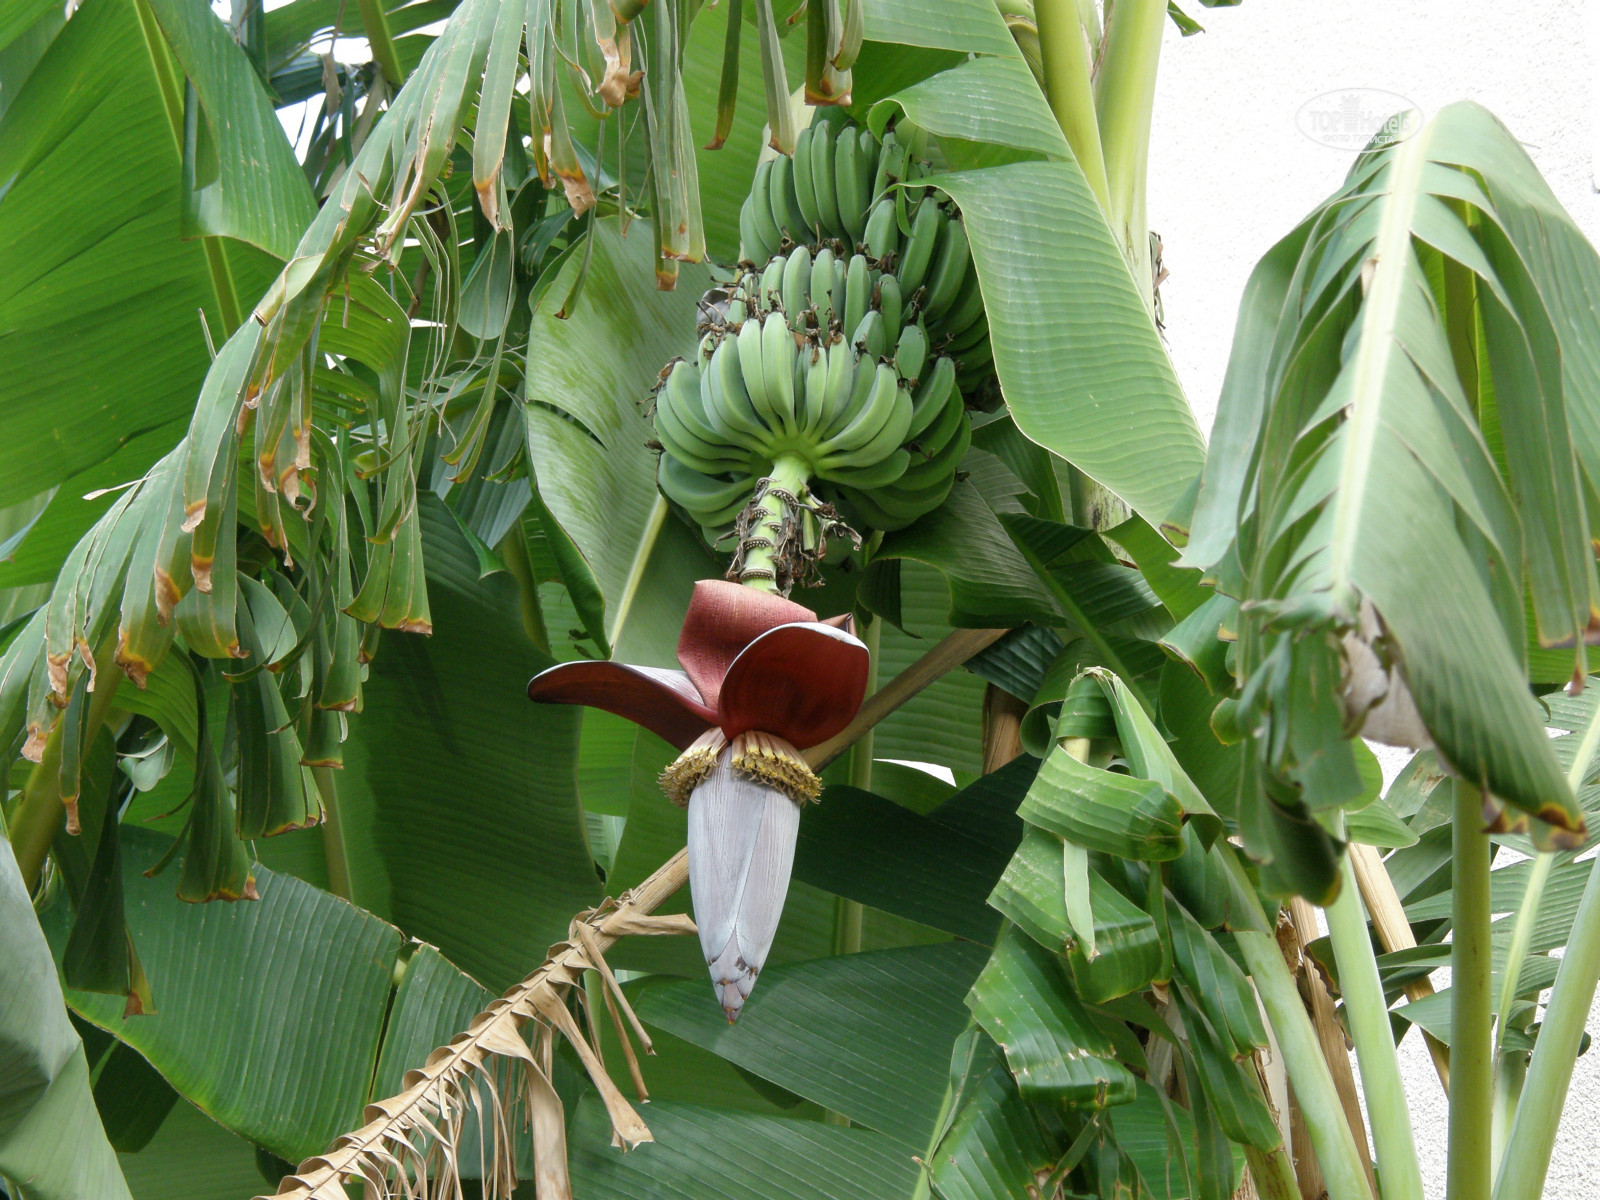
<box><xmin>1325</xmin><ymin>841</ymin><xmax>1424</xmax><ymax>1200</ymax></box>
<box><xmin>736</xmin><ymin>454</ymin><xmax>812</xmax><ymax>593</ymax></box>
<box><xmin>1495</xmin><ymin>823</ymin><xmax>1600</xmax><ymax>1200</ymax></box>
<box><xmin>1035</xmin><ymin>0</ymin><xmax>1111</xmax><ymax>214</ymax></box>
<box><xmin>1092</xmin><ymin>0</ymin><xmax>1166</xmax><ymax>301</ymax></box>
<box><xmin>1451</xmin><ymin>780</ymin><xmax>1493</xmax><ymax>1200</ymax></box>
<box><xmin>1217</xmin><ymin>844</ymin><xmax>1375</xmax><ymax>1200</ymax></box>
<box><xmin>831</xmin><ymin>614</ymin><xmax>879</xmax><ymax>961</ymax></box>
<box><xmin>8</xmin><ymin>633</ymin><xmax>124</xmax><ymax>890</ymax></box>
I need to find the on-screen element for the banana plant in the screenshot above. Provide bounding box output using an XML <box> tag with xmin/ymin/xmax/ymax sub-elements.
<box><xmin>9</xmin><ymin>0</ymin><xmax>1600</xmax><ymax>1198</ymax></box>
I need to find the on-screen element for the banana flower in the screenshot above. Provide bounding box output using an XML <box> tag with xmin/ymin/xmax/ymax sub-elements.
<box><xmin>528</xmin><ymin>579</ymin><xmax>869</xmax><ymax>1019</ymax></box>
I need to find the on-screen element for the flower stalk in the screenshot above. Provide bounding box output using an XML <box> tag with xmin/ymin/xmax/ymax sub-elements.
<box><xmin>730</xmin><ymin>454</ymin><xmax>819</xmax><ymax>594</ymax></box>
<box><xmin>1325</xmin><ymin>839</ymin><xmax>1423</xmax><ymax>1200</ymax></box>
<box><xmin>1451</xmin><ymin>780</ymin><xmax>1494</xmax><ymax>1200</ymax></box>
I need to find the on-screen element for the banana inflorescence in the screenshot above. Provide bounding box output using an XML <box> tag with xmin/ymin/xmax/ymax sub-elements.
<box><xmin>737</xmin><ymin>115</ymin><xmax>994</xmax><ymax>402</ymax></box>
<box><xmin>654</xmin><ymin>242</ymin><xmax>970</xmax><ymax>544</ymax></box>
<box><xmin>650</xmin><ymin>115</ymin><xmax>991</xmax><ymax>592</ymax></box>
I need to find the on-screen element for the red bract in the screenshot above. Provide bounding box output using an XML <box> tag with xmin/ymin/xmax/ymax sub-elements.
<box><xmin>527</xmin><ymin>579</ymin><xmax>869</xmax><ymax>749</ymax></box>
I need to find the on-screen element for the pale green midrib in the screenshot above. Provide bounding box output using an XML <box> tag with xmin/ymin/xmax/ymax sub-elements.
<box><xmin>1327</xmin><ymin>120</ymin><xmax>1436</xmax><ymax>597</ymax></box>
<box><xmin>604</xmin><ymin>493</ymin><xmax>668</xmax><ymax>654</ymax></box>
<box><xmin>1494</xmin><ymin>697</ymin><xmax>1600</xmax><ymax>1047</ymax></box>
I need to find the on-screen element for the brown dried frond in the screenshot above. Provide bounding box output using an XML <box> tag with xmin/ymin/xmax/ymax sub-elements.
<box><xmin>257</xmin><ymin>852</ymin><xmax>695</xmax><ymax>1200</ymax></box>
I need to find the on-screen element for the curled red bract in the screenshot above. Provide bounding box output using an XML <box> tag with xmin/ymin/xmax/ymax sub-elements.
<box><xmin>527</xmin><ymin>579</ymin><xmax>868</xmax><ymax>750</ymax></box>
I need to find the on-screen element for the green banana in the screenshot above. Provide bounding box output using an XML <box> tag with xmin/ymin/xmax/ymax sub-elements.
<box><xmin>810</xmin><ymin>121</ymin><xmax>843</xmax><ymax>239</ymax></box>
<box><xmin>852</xmin><ymin>309</ymin><xmax>887</xmax><ymax>360</ymax></box>
<box><xmin>877</xmin><ymin>273</ymin><xmax>904</xmax><ymax>336</ymax></box>
<box><xmin>740</xmin><ymin>197</ymin><xmax>774</xmax><ymax>266</ymax></box>
<box><xmin>705</xmin><ymin>340</ymin><xmax>775</xmax><ymax>449</ymax></box>
<box><xmin>770</xmin><ymin>154</ymin><xmax>809</xmax><ymax>242</ymax></box>
<box><xmin>656</xmin><ymin>369</ymin><xmax>754</xmax><ymax>476</ymax></box>
<box><xmin>816</xmin><ymin>338</ymin><xmax>856</xmax><ymax>434</ymax></box>
<box><xmin>812</xmin><ymin>246</ymin><xmax>838</xmax><ymax>326</ymax></box>
<box><xmin>749</xmin><ymin>160</ymin><xmax>784</xmax><ymax>260</ymax></box>
<box><xmin>894</xmin><ymin>321</ymin><xmax>928</xmax><ymax>386</ymax></box>
<box><xmin>822</xmin><ymin>346</ymin><xmax>879</xmax><ymax>441</ymax></box>
<box><xmin>921</xmin><ymin>217</ymin><xmax>971</xmax><ymax>317</ymax></box>
<box><xmin>946</xmin><ymin>311</ymin><xmax>990</xmax><ymax>356</ymax></box>
<box><xmin>897</xmin><ymin>198</ymin><xmax>942</xmax><ymax>295</ymax></box>
<box><xmin>671</xmin><ymin>356</ymin><xmax>739</xmax><ymax>450</ymax></box>
<box><xmin>801</xmin><ymin>343</ymin><xmax>832</xmax><ymax>435</ymax></box>
<box><xmin>759</xmin><ymin>256</ymin><xmax>786</xmax><ymax>311</ymax></box>
<box><xmin>862</xmin><ymin>196</ymin><xmax>899</xmax><ymax>263</ymax></box>
<box><xmin>818</xmin><ymin>361</ymin><xmax>898</xmax><ymax>456</ymax></box>
<box><xmin>907</xmin><ymin>368</ymin><xmax>964</xmax><ymax>456</ymax></box>
<box><xmin>761</xmin><ymin>312</ymin><xmax>800</xmax><ymax>434</ymax></box>
<box><xmin>871</xmin><ymin>128</ymin><xmax>903</xmax><ymax>202</ymax></box>
<box><xmin>838</xmin><ymin>128</ymin><xmax>875</xmax><ymax>245</ymax></box>
<box><xmin>820</xmin><ymin>447</ymin><xmax>910</xmax><ymax>489</ymax></box>
<box><xmin>819</xmin><ymin>373</ymin><xmax>911</xmax><ymax>468</ymax></box>
<box><xmin>905</xmin><ymin>355</ymin><xmax>956</xmax><ymax>441</ymax></box>
<box><xmin>898</xmin><ymin>406</ymin><xmax>971</xmax><ymax>489</ymax></box>
<box><xmin>932</xmin><ymin>259</ymin><xmax>984</xmax><ymax>338</ymax></box>
<box><xmin>792</xmin><ymin>126</ymin><xmax>821</xmax><ymax>234</ymax></box>
<box><xmin>781</xmin><ymin>245</ymin><xmax>813</xmax><ymax>329</ymax></box>
<box><xmin>659</xmin><ymin>454</ymin><xmax>756</xmax><ymax>522</ymax></box>
<box><xmin>738</xmin><ymin>315</ymin><xmax>782</xmax><ymax>429</ymax></box>
<box><xmin>842</xmin><ymin>253</ymin><xmax>870</xmax><ymax>339</ymax></box>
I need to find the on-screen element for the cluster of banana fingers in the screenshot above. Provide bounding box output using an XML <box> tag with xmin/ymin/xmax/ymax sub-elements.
<box><xmin>739</xmin><ymin>117</ymin><xmax>994</xmax><ymax>399</ymax></box>
<box><xmin>653</xmin><ymin>241</ymin><xmax>971</xmax><ymax>536</ymax></box>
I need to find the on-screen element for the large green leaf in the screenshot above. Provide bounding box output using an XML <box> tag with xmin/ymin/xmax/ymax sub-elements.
<box><xmin>935</xmin><ymin>162</ymin><xmax>1206</xmax><ymax>529</ymax></box>
<box><xmin>871</xmin><ymin>54</ymin><xmax>1067</xmax><ymax>161</ymax></box>
<box><xmin>967</xmin><ymin>927</ymin><xmax>1136</xmax><ymax>1107</ymax></box>
<box><xmin>636</xmin><ymin>942</ymin><xmax>988</xmax><ymax>1149</ymax></box>
<box><xmin>569</xmin><ymin>1096</ymin><xmax>922</xmax><ymax>1200</ymax></box>
<box><xmin>866</xmin><ymin>560</ymin><xmax>993</xmax><ymax>778</ymax></box>
<box><xmin>0</xmin><ymin>841</ymin><xmax>132</xmax><ymax>1200</ymax></box>
<box><xmin>333</xmin><ymin>497</ymin><xmax>600</xmax><ymax>990</ymax></box>
<box><xmin>861</xmin><ymin>0</ymin><xmax>1018</xmax><ymax>58</ymax></box>
<box><xmin>793</xmin><ymin>758</ymin><xmax>1032</xmax><ymax>942</ymax></box>
<box><xmin>116</xmin><ymin>1100</ymin><xmax>264</xmax><ymax>1200</ymax></box>
<box><xmin>142</xmin><ymin>0</ymin><xmax>315</xmax><ymax>256</ymax></box>
<box><xmin>875</xmin><ymin>480</ymin><xmax>1058</xmax><ymax>628</ymax></box>
<box><xmin>926</xmin><ymin>1032</ymin><xmax>1056</xmax><ymax>1200</ymax></box>
<box><xmin>0</xmin><ymin>0</ymin><xmax>208</xmax><ymax>513</ymax></box>
<box><xmin>46</xmin><ymin>828</ymin><xmax>400</xmax><ymax>1163</ymax></box>
<box><xmin>0</xmin><ymin>0</ymin><xmax>296</xmax><ymax>523</ymax></box>
<box><xmin>1187</xmin><ymin>105</ymin><xmax>1595</xmax><ymax>852</ymax></box>
<box><xmin>523</xmin><ymin>219</ymin><xmax>717</xmax><ymax>664</ymax></box>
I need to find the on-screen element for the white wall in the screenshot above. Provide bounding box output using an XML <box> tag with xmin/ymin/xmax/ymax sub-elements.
<box><xmin>1146</xmin><ymin>4</ymin><xmax>1600</xmax><ymax>1195</ymax></box>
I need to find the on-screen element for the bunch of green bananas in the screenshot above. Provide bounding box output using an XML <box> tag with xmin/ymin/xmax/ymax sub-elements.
<box><xmin>739</xmin><ymin>117</ymin><xmax>993</xmax><ymax>399</ymax></box>
<box><xmin>652</xmin><ymin>244</ymin><xmax>971</xmax><ymax>535</ymax></box>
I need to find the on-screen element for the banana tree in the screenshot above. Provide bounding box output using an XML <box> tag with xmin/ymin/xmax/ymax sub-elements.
<box><xmin>7</xmin><ymin>0</ymin><xmax>1600</xmax><ymax>1197</ymax></box>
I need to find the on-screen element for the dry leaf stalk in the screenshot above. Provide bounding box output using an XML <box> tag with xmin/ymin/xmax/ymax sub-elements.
<box><xmin>258</xmin><ymin>853</ymin><xmax>692</xmax><ymax>1200</ymax></box>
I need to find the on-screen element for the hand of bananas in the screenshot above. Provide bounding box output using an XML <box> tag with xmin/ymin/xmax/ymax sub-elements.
<box><xmin>652</xmin><ymin>241</ymin><xmax>971</xmax><ymax>540</ymax></box>
<box><xmin>738</xmin><ymin>116</ymin><xmax>994</xmax><ymax>400</ymax></box>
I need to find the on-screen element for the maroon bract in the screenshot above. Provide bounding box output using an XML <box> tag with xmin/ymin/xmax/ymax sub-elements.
<box><xmin>527</xmin><ymin>579</ymin><xmax>869</xmax><ymax>752</ymax></box>
<box><xmin>528</xmin><ymin>579</ymin><xmax>870</xmax><ymax>1020</ymax></box>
